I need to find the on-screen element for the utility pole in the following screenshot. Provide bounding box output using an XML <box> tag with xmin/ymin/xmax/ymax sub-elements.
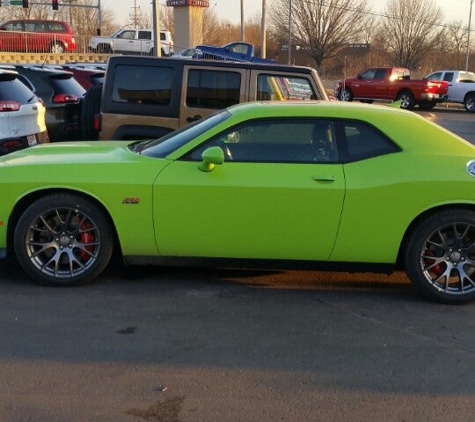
<box><xmin>240</xmin><ymin>0</ymin><xmax>244</xmax><ymax>41</ymax></box>
<box><xmin>466</xmin><ymin>0</ymin><xmax>474</xmax><ymax>71</ymax></box>
<box><xmin>152</xmin><ymin>0</ymin><xmax>161</xmax><ymax>56</ymax></box>
<box><xmin>287</xmin><ymin>0</ymin><xmax>292</xmax><ymax>65</ymax></box>
<box><xmin>261</xmin><ymin>0</ymin><xmax>267</xmax><ymax>58</ymax></box>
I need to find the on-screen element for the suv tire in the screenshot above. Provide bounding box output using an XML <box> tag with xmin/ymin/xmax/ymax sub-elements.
<box><xmin>81</xmin><ymin>84</ymin><xmax>102</xmax><ymax>141</ymax></box>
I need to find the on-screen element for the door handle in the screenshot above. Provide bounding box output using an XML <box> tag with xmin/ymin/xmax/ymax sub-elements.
<box><xmin>187</xmin><ymin>115</ymin><xmax>202</xmax><ymax>122</ymax></box>
<box><xmin>312</xmin><ymin>175</ymin><xmax>336</xmax><ymax>182</ymax></box>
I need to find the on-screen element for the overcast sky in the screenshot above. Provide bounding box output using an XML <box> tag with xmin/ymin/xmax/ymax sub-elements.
<box><xmin>101</xmin><ymin>0</ymin><xmax>472</xmax><ymax>27</ymax></box>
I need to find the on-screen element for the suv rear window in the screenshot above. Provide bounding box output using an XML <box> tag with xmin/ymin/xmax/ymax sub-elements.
<box><xmin>186</xmin><ymin>69</ymin><xmax>241</xmax><ymax>109</ymax></box>
<box><xmin>0</xmin><ymin>77</ymin><xmax>38</xmax><ymax>104</ymax></box>
<box><xmin>112</xmin><ymin>64</ymin><xmax>174</xmax><ymax>105</ymax></box>
<box><xmin>49</xmin><ymin>75</ymin><xmax>85</xmax><ymax>97</ymax></box>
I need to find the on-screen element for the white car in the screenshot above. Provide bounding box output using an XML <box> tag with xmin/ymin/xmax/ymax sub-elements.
<box><xmin>0</xmin><ymin>69</ymin><xmax>48</xmax><ymax>156</ymax></box>
<box><xmin>88</xmin><ymin>28</ymin><xmax>174</xmax><ymax>56</ymax></box>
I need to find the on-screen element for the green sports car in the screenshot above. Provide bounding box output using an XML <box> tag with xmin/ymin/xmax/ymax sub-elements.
<box><xmin>1</xmin><ymin>101</ymin><xmax>475</xmax><ymax>304</ymax></box>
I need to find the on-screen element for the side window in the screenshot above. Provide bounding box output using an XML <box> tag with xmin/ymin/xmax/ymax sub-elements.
<box><xmin>118</xmin><ymin>31</ymin><xmax>135</xmax><ymax>40</ymax></box>
<box><xmin>426</xmin><ymin>72</ymin><xmax>443</xmax><ymax>81</ymax></box>
<box><xmin>374</xmin><ymin>69</ymin><xmax>387</xmax><ymax>79</ymax></box>
<box><xmin>188</xmin><ymin>119</ymin><xmax>338</xmax><ymax>163</ymax></box>
<box><xmin>24</xmin><ymin>23</ymin><xmax>37</xmax><ymax>32</ymax></box>
<box><xmin>138</xmin><ymin>31</ymin><xmax>151</xmax><ymax>40</ymax></box>
<box><xmin>443</xmin><ymin>73</ymin><xmax>454</xmax><ymax>82</ymax></box>
<box><xmin>186</xmin><ymin>69</ymin><xmax>241</xmax><ymax>109</ymax></box>
<box><xmin>112</xmin><ymin>65</ymin><xmax>174</xmax><ymax>105</ymax></box>
<box><xmin>47</xmin><ymin>22</ymin><xmax>66</xmax><ymax>32</ymax></box>
<box><xmin>257</xmin><ymin>75</ymin><xmax>316</xmax><ymax>100</ymax></box>
<box><xmin>340</xmin><ymin>120</ymin><xmax>400</xmax><ymax>162</ymax></box>
<box><xmin>34</xmin><ymin>23</ymin><xmax>46</xmax><ymax>32</ymax></box>
<box><xmin>360</xmin><ymin>69</ymin><xmax>376</xmax><ymax>80</ymax></box>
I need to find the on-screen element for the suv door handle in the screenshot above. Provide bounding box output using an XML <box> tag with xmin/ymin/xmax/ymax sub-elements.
<box><xmin>187</xmin><ymin>115</ymin><xmax>202</xmax><ymax>122</ymax></box>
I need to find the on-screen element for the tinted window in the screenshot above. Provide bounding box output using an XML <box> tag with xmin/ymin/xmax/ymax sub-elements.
<box><xmin>189</xmin><ymin>118</ymin><xmax>339</xmax><ymax>163</ymax></box>
<box><xmin>0</xmin><ymin>78</ymin><xmax>37</xmax><ymax>103</ymax></box>
<box><xmin>443</xmin><ymin>72</ymin><xmax>454</xmax><ymax>82</ymax></box>
<box><xmin>186</xmin><ymin>69</ymin><xmax>240</xmax><ymax>109</ymax></box>
<box><xmin>257</xmin><ymin>75</ymin><xmax>316</xmax><ymax>100</ymax></box>
<box><xmin>49</xmin><ymin>75</ymin><xmax>86</xmax><ymax>97</ymax></box>
<box><xmin>138</xmin><ymin>31</ymin><xmax>151</xmax><ymax>40</ymax></box>
<box><xmin>339</xmin><ymin>120</ymin><xmax>400</xmax><ymax>162</ymax></box>
<box><xmin>112</xmin><ymin>65</ymin><xmax>174</xmax><ymax>105</ymax></box>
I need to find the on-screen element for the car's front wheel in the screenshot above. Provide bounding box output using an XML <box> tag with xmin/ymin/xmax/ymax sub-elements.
<box><xmin>404</xmin><ymin>209</ymin><xmax>475</xmax><ymax>304</ymax></box>
<box><xmin>338</xmin><ymin>87</ymin><xmax>353</xmax><ymax>102</ymax></box>
<box><xmin>14</xmin><ymin>194</ymin><xmax>114</xmax><ymax>286</ymax></box>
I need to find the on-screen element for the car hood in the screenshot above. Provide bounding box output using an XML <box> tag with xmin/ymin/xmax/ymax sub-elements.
<box><xmin>0</xmin><ymin>141</ymin><xmax>142</xmax><ymax>167</ymax></box>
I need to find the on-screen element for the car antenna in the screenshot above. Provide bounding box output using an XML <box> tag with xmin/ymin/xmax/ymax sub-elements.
<box><xmin>40</xmin><ymin>58</ymin><xmax>47</xmax><ymax>69</ymax></box>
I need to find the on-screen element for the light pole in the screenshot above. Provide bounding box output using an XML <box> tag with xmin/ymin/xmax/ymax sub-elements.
<box><xmin>287</xmin><ymin>0</ymin><xmax>292</xmax><ymax>65</ymax></box>
<box><xmin>466</xmin><ymin>0</ymin><xmax>474</xmax><ymax>71</ymax></box>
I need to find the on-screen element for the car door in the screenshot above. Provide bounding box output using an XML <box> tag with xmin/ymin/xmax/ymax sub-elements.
<box><xmin>351</xmin><ymin>68</ymin><xmax>377</xmax><ymax>98</ymax></box>
<box><xmin>137</xmin><ymin>30</ymin><xmax>152</xmax><ymax>54</ymax></box>
<box><xmin>152</xmin><ymin>118</ymin><xmax>345</xmax><ymax>261</ymax></box>
<box><xmin>113</xmin><ymin>30</ymin><xmax>137</xmax><ymax>53</ymax></box>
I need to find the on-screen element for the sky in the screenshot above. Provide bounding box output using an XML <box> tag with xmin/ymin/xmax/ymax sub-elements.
<box><xmin>101</xmin><ymin>0</ymin><xmax>473</xmax><ymax>27</ymax></box>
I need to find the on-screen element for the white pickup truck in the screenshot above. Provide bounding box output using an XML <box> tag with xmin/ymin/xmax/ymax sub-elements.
<box><xmin>424</xmin><ymin>69</ymin><xmax>475</xmax><ymax>112</ymax></box>
<box><xmin>88</xmin><ymin>28</ymin><xmax>174</xmax><ymax>56</ymax></box>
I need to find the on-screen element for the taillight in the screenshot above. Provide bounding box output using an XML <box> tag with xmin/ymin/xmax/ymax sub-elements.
<box><xmin>93</xmin><ymin>113</ymin><xmax>102</xmax><ymax>131</ymax></box>
<box><xmin>3</xmin><ymin>140</ymin><xmax>22</xmax><ymax>148</ymax></box>
<box><xmin>0</xmin><ymin>100</ymin><xmax>21</xmax><ymax>112</ymax></box>
<box><xmin>53</xmin><ymin>93</ymin><xmax>79</xmax><ymax>103</ymax></box>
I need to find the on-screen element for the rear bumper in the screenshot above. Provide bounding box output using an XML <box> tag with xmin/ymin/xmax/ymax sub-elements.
<box><xmin>421</xmin><ymin>93</ymin><xmax>448</xmax><ymax>102</ymax></box>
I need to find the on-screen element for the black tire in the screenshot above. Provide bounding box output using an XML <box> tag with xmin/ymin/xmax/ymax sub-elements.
<box><xmin>338</xmin><ymin>87</ymin><xmax>353</xmax><ymax>102</ymax></box>
<box><xmin>50</xmin><ymin>42</ymin><xmax>65</xmax><ymax>54</ymax></box>
<box><xmin>397</xmin><ymin>90</ymin><xmax>416</xmax><ymax>110</ymax></box>
<box><xmin>97</xmin><ymin>44</ymin><xmax>112</xmax><ymax>54</ymax></box>
<box><xmin>404</xmin><ymin>209</ymin><xmax>475</xmax><ymax>304</ymax></box>
<box><xmin>14</xmin><ymin>193</ymin><xmax>114</xmax><ymax>286</ymax></box>
<box><xmin>464</xmin><ymin>93</ymin><xmax>475</xmax><ymax>113</ymax></box>
<box><xmin>418</xmin><ymin>100</ymin><xmax>437</xmax><ymax>110</ymax></box>
<box><xmin>81</xmin><ymin>84</ymin><xmax>103</xmax><ymax>140</ymax></box>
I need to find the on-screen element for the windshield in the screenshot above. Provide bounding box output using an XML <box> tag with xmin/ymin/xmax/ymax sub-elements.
<box><xmin>140</xmin><ymin>110</ymin><xmax>231</xmax><ymax>158</ymax></box>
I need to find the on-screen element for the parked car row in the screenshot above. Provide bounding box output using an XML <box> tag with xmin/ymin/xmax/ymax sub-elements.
<box><xmin>0</xmin><ymin>61</ymin><xmax>107</xmax><ymax>156</ymax></box>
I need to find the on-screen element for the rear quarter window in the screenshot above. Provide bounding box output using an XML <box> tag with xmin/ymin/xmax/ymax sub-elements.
<box><xmin>186</xmin><ymin>69</ymin><xmax>241</xmax><ymax>109</ymax></box>
<box><xmin>112</xmin><ymin>64</ymin><xmax>174</xmax><ymax>105</ymax></box>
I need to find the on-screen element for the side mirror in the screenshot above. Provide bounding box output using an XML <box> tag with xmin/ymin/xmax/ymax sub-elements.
<box><xmin>198</xmin><ymin>146</ymin><xmax>225</xmax><ymax>172</ymax></box>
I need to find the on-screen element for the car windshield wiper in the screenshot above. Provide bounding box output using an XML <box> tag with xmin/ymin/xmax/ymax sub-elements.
<box><xmin>129</xmin><ymin>139</ymin><xmax>154</xmax><ymax>154</ymax></box>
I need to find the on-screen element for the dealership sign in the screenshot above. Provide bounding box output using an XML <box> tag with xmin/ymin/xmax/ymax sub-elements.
<box><xmin>166</xmin><ymin>0</ymin><xmax>209</xmax><ymax>6</ymax></box>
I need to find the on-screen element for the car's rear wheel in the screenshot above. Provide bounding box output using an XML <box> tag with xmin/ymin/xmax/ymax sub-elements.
<box><xmin>14</xmin><ymin>193</ymin><xmax>114</xmax><ymax>286</ymax></box>
<box><xmin>397</xmin><ymin>90</ymin><xmax>416</xmax><ymax>110</ymax></box>
<box><xmin>81</xmin><ymin>84</ymin><xmax>102</xmax><ymax>140</ymax></box>
<box><xmin>404</xmin><ymin>209</ymin><xmax>475</xmax><ymax>304</ymax></box>
<box><xmin>97</xmin><ymin>44</ymin><xmax>112</xmax><ymax>54</ymax></box>
<box><xmin>338</xmin><ymin>87</ymin><xmax>353</xmax><ymax>102</ymax></box>
<box><xmin>464</xmin><ymin>93</ymin><xmax>475</xmax><ymax>112</ymax></box>
<box><xmin>50</xmin><ymin>42</ymin><xmax>65</xmax><ymax>54</ymax></box>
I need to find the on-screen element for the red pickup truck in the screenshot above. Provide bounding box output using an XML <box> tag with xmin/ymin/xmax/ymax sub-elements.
<box><xmin>335</xmin><ymin>67</ymin><xmax>448</xmax><ymax>110</ymax></box>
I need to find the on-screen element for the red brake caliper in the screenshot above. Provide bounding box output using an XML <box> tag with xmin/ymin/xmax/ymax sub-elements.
<box><xmin>424</xmin><ymin>248</ymin><xmax>444</xmax><ymax>277</ymax></box>
<box><xmin>80</xmin><ymin>222</ymin><xmax>94</xmax><ymax>261</ymax></box>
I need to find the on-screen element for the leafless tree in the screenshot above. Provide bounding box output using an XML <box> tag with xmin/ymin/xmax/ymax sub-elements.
<box><xmin>268</xmin><ymin>0</ymin><xmax>371</xmax><ymax>67</ymax></box>
<box><xmin>381</xmin><ymin>0</ymin><xmax>444</xmax><ymax>69</ymax></box>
